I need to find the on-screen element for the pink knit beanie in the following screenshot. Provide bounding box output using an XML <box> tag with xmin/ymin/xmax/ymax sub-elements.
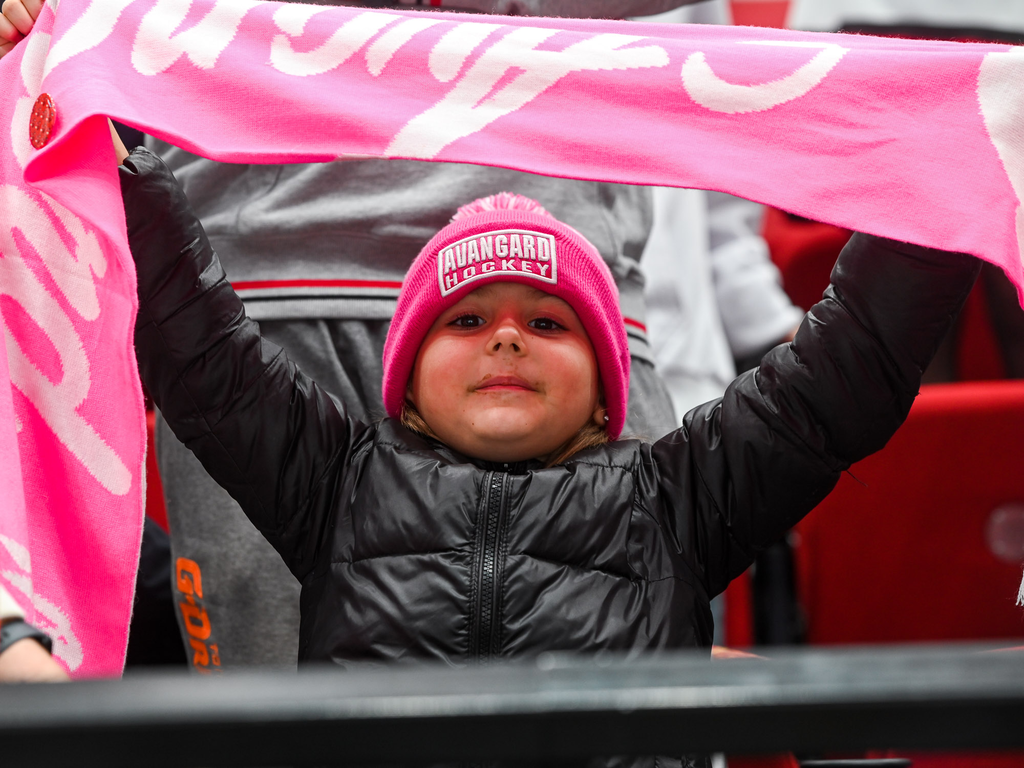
<box><xmin>382</xmin><ymin>193</ymin><xmax>631</xmax><ymax>441</ymax></box>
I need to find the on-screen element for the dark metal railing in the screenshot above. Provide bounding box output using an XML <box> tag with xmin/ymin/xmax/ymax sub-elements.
<box><xmin>2</xmin><ymin>644</ymin><xmax>1023</xmax><ymax>767</ymax></box>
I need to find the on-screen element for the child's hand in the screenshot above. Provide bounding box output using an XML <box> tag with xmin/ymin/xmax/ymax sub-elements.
<box><xmin>0</xmin><ymin>0</ymin><xmax>43</xmax><ymax>59</ymax></box>
<box><xmin>0</xmin><ymin>635</ymin><xmax>69</xmax><ymax>683</ymax></box>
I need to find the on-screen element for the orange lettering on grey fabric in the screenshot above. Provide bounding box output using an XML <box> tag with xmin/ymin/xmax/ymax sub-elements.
<box><xmin>175</xmin><ymin>557</ymin><xmax>222</xmax><ymax>673</ymax></box>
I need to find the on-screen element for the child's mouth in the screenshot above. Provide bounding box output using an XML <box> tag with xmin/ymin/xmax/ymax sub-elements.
<box><xmin>475</xmin><ymin>375</ymin><xmax>535</xmax><ymax>392</ymax></box>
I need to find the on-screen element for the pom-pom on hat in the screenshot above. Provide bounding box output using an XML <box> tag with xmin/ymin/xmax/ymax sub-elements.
<box><xmin>382</xmin><ymin>193</ymin><xmax>631</xmax><ymax>440</ymax></box>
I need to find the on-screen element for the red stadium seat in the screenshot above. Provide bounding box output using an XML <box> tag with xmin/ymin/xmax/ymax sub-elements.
<box><xmin>761</xmin><ymin>208</ymin><xmax>851</xmax><ymax>314</ymax></box>
<box><xmin>762</xmin><ymin>208</ymin><xmax>1006</xmax><ymax>382</ymax></box>
<box><xmin>729</xmin><ymin>1</ymin><xmax>790</xmax><ymax>28</ymax></box>
<box><xmin>794</xmin><ymin>381</ymin><xmax>1024</xmax><ymax>645</ymax></box>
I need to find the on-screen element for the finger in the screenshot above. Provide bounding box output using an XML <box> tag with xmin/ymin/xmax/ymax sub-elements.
<box><xmin>23</xmin><ymin>0</ymin><xmax>42</xmax><ymax>20</ymax></box>
<box><xmin>0</xmin><ymin>11</ymin><xmax>24</xmax><ymax>43</ymax></box>
<box><xmin>0</xmin><ymin>39</ymin><xmax>16</xmax><ymax>58</ymax></box>
<box><xmin>2</xmin><ymin>0</ymin><xmax>36</xmax><ymax>35</ymax></box>
<box><xmin>108</xmin><ymin>119</ymin><xmax>130</xmax><ymax>165</ymax></box>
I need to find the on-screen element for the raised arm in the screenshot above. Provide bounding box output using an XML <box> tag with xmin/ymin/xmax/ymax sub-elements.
<box><xmin>122</xmin><ymin>147</ymin><xmax>365</xmax><ymax>579</ymax></box>
<box><xmin>653</xmin><ymin>233</ymin><xmax>981</xmax><ymax>597</ymax></box>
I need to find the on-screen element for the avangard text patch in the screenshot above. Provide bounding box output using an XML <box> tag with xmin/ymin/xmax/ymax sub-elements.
<box><xmin>438</xmin><ymin>230</ymin><xmax>557</xmax><ymax>297</ymax></box>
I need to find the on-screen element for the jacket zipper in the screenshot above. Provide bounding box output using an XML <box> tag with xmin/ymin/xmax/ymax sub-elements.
<box><xmin>471</xmin><ymin>469</ymin><xmax>507</xmax><ymax>662</ymax></box>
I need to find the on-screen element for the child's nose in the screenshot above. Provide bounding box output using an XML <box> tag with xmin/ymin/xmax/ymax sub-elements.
<box><xmin>489</xmin><ymin>320</ymin><xmax>525</xmax><ymax>354</ymax></box>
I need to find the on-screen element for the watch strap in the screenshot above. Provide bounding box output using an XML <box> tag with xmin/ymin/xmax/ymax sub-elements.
<box><xmin>0</xmin><ymin>618</ymin><xmax>54</xmax><ymax>655</ymax></box>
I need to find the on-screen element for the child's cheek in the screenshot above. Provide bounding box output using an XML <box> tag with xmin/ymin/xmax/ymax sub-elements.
<box><xmin>412</xmin><ymin>335</ymin><xmax>471</xmax><ymax>410</ymax></box>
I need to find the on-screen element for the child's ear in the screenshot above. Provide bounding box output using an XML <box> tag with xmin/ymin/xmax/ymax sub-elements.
<box><xmin>590</xmin><ymin>386</ymin><xmax>607</xmax><ymax>428</ymax></box>
<box><xmin>405</xmin><ymin>374</ymin><xmax>416</xmax><ymax>407</ymax></box>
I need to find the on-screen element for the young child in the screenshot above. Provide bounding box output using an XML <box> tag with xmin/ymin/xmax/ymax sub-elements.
<box><xmin>118</xmin><ymin>130</ymin><xmax>980</xmax><ymax>667</ymax></box>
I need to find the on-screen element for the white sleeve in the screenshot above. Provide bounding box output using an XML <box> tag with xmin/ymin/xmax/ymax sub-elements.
<box><xmin>707</xmin><ymin>191</ymin><xmax>805</xmax><ymax>359</ymax></box>
<box><xmin>642</xmin><ymin>188</ymin><xmax>737</xmax><ymax>421</ymax></box>
<box><xmin>0</xmin><ymin>584</ymin><xmax>26</xmax><ymax>623</ymax></box>
<box><xmin>786</xmin><ymin>0</ymin><xmax>847</xmax><ymax>31</ymax></box>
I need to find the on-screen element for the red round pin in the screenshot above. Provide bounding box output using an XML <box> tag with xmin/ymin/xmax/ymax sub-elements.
<box><xmin>29</xmin><ymin>93</ymin><xmax>56</xmax><ymax>149</ymax></box>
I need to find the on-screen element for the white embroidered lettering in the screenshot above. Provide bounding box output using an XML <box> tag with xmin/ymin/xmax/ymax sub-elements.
<box><xmin>538</xmin><ymin>237</ymin><xmax>551</xmax><ymax>261</ymax></box>
<box><xmin>523</xmin><ymin>235</ymin><xmax>535</xmax><ymax>260</ymax></box>
<box><xmin>443</xmin><ymin>248</ymin><xmax>457</xmax><ymax>274</ymax></box>
<box><xmin>438</xmin><ymin>230</ymin><xmax>556</xmax><ymax>294</ymax></box>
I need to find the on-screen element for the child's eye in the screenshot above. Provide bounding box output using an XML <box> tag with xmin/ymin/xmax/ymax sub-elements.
<box><xmin>528</xmin><ymin>317</ymin><xmax>564</xmax><ymax>332</ymax></box>
<box><xmin>450</xmin><ymin>313</ymin><xmax>484</xmax><ymax>328</ymax></box>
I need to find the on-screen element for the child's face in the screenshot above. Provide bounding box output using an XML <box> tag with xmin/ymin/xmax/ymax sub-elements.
<box><xmin>409</xmin><ymin>282</ymin><xmax>604</xmax><ymax>462</ymax></box>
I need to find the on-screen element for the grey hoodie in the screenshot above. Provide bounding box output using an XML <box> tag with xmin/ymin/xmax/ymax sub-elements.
<box><xmin>146</xmin><ymin>147</ymin><xmax>658</xmax><ymax>362</ymax></box>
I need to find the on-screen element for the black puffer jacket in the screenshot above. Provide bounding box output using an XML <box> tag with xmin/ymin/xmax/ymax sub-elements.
<box><xmin>123</xmin><ymin>148</ymin><xmax>978</xmax><ymax>666</ymax></box>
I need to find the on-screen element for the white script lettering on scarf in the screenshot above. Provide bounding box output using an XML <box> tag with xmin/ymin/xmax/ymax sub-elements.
<box><xmin>0</xmin><ymin>534</ymin><xmax>84</xmax><ymax>671</ymax></box>
<box><xmin>979</xmin><ymin>46</ymin><xmax>1024</xmax><ymax>264</ymax></box>
<box><xmin>132</xmin><ymin>0</ymin><xmax>259</xmax><ymax>75</ymax></box>
<box><xmin>47</xmin><ymin>0</ymin><xmax>850</xmax><ymax>160</ymax></box>
<box><xmin>385</xmin><ymin>28</ymin><xmax>670</xmax><ymax>159</ymax></box>
<box><xmin>682</xmin><ymin>41</ymin><xmax>849</xmax><ymax>114</ymax></box>
<box><xmin>0</xmin><ymin>187</ymin><xmax>131</xmax><ymax>496</ymax></box>
<box><xmin>7</xmin><ymin>21</ymin><xmax>130</xmax><ymax>498</ymax></box>
<box><xmin>265</xmin><ymin>8</ymin><xmax>669</xmax><ymax>158</ymax></box>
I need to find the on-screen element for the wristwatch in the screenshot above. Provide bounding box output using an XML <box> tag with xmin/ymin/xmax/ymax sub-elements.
<box><xmin>0</xmin><ymin>618</ymin><xmax>54</xmax><ymax>655</ymax></box>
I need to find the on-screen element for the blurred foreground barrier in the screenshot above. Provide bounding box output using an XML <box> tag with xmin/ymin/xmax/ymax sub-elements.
<box><xmin>2</xmin><ymin>645</ymin><xmax>1023</xmax><ymax>767</ymax></box>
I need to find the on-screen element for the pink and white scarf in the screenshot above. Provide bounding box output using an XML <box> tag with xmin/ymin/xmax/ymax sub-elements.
<box><xmin>2</xmin><ymin>0</ymin><xmax>1022</xmax><ymax>677</ymax></box>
